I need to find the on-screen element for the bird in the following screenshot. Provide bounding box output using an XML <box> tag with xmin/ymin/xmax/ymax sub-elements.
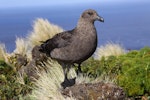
<box><xmin>40</xmin><ymin>9</ymin><xmax>104</xmax><ymax>88</ymax></box>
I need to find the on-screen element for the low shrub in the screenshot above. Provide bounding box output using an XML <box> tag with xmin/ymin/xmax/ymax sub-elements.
<box><xmin>82</xmin><ymin>47</ymin><xmax>150</xmax><ymax>97</ymax></box>
<box><xmin>0</xmin><ymin>60</ymin><xmax>32</xmax><ymax>99</ymax></box>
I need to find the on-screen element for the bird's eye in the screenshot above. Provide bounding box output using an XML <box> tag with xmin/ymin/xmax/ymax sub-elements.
<box><xmin>88</xmin><ymin>12</ymin><xmax>93</xmax><ymax>15</ymax></box>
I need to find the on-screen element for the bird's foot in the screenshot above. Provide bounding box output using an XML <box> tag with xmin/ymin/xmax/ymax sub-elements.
<box><xmin>61</xmin><ymin>77</ymin><xmax>76</xmax><ymax>89</ymax></box>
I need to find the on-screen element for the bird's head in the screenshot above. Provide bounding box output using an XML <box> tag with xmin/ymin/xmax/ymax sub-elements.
<box><xmin>81</xmin><ymin>9</ymin><xmax>104</xmax><ymax>23</ymax></box>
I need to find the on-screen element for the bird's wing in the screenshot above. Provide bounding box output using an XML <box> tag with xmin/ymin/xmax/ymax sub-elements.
<box><xmin>40</xmin><ymin>30</ymin><xmax>73</xmax><ymax>54</ymax></box>
<box><xmin>53</xmin><ymin>30</ymin><xmax>73</xmax><ymax>48</ymax></box>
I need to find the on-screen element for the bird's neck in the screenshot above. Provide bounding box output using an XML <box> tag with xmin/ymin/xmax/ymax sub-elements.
<box><xmin>77</xmin><ymin>18</ymin><xmax>94</xmax><ymax>27</ymax></box>
<box><xmin>76</xmin><ymin>19</ymin><xmax>96</xmax><ymax>34</ymax></box>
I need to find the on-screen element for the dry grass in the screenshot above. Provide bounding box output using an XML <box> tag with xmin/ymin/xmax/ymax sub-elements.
<box><xmin>94</xmin><ymin>42</ymin><xmax>126</xmax><ymax>60</ymax></box>
<box><xmin>13</xmin><ymin>37</ymin><xmax>28</xmax><ymax>56</ymax></box>
<box><xmin>93</xmin><ymin>72</ymin><xmax>116</xmax><ymax>84</ymax></box>
<box><xmin>76</xmin><ymin>74</ymin><xmax>93</xmax><ymax>84</ymax></box>
<box><xmin>28</xmin><ymin>59</ymin><xmax>75</xmax><ymax>100</ymax></box>
<box><xmin>0</xmin><ymin>43</ymin><xmax>10</xmax><ymax>63</ymax></box>
<box><xmin>0</xmin><ymin>43</ymin><xmax>6</xmax><ymax>60</ymax></box>
<box><xmin>27</xmin><ymin>18</ymin><xmax>64</xmax><ymax>48</ymax></box>
<box><xmin>13</xmin><ymin>18</ymin><xmax>64</xmax><ymax>60</ymax></box>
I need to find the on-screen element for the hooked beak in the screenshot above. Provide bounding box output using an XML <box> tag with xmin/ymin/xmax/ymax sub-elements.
<box><xmin>97</xmin><ymin>15</ymin><xmax>104</xmax><ymax>22</ymax></box>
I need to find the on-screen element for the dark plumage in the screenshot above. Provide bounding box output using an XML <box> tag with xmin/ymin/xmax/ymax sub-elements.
<box><xmin>40</xmin><ymin>9</ymin><xmax>104</xmax><ymax>88</ymax></box>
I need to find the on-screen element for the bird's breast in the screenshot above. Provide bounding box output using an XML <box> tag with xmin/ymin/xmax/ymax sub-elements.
<box><xmin>70</xmin><ymin>31</ymin><xmax>97</xmax><ymax>62</ymax></box>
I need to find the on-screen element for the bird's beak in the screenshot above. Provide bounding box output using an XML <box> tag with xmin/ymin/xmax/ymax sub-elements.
<box><xmin>97</xmin><ymin>15</ymin><xmax>104</xmax><ymax>22</ymax></box>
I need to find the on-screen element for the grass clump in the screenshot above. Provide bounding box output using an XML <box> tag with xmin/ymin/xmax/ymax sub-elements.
<box><xmin>29</xmin><ymin>60</ymin><xmax>67</xmax><ymax>100</ymax></box>
<box><xmin>0</xmin><ymin>43</ymin><xmax>9</xmax><ymax>62</ymax></box>
<box><xmin>13</xmin><ymin>38</ymin><xmax>28</xmax><ymax>56</ymax></box>
<box><xmin>94</xmin><ymin>42</ymin><xmax>126</xmax><ymax>60</ymax></box>
<box><xmin>27</xmin><ymin>18</ymin><xmax>64</xmax><ymax>47</ymax></box>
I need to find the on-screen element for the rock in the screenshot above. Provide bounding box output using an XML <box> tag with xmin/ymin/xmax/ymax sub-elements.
<box><xmin>61</xmin><ymin>82</ymin><xmax>126</xmax><ymax>100</ymax></box>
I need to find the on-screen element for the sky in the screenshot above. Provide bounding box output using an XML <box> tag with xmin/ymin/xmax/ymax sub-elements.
<box><xmin>0</xmin><ymin>0</ymin><xmax>150</xmax><ymax>9</ymax></box>
<box><xmin>0</xmin><ymin>0</ymin><xmax>99</xmax><ymax>8</ymax></box>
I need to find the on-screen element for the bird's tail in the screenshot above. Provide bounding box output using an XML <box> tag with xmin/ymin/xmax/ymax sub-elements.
<box><xmin>39</xmin><ymin>38</ymin><xmax>55</xmax><ymax>56</ymax></box>
<box><xmin>39</xmin><ymin>41</ymin><xmax>54</xmax><ymax>57</ymax></box>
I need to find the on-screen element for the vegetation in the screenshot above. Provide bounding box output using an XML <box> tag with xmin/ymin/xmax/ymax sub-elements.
<box><xmin>27</xmin><ymin>18</ymin><xmax>64</xmax><ymax>47</ymax></box>
<box><xmin>0</xmin><ymin>18</ymin><xmax>70</xmax><ymax>100</ymax></box>
<box><xmin>0</xmin><ymin>60</ymin><xmax>32</xmax><ymax>99</ymax></box>
<box><xmin>0</xmin><ymin>18</ymin><xmax>150</xmax><ymax>99</ymax></box>
<box><xmin>82</xmin><ymin>47</ymin><xmax>150</xmax><ymax>97</ymax></box>
<box><xmin>94</xmin><ymin>42</ymin><xmax>126</xmax><ymax>60</ymax></box>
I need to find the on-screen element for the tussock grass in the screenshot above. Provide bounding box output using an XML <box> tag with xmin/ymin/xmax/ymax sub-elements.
<box><xmin>94</xmin><ymin>42</ymin><xmax>126</xmax><ymax>60</ymax></box>
<box><xmin>0</xmin><ymin>43</ymin><xmax>7</xmax><ymax>60</ymax></box>
<box><xmin>28</xmin><ymin>59</ymin><xmax>75</xmax><ymax>100</ymax></box>
<box><xmin>0</xmin><ymin>43</ymin><xmax>10</xmax><ymax>63</ymax></box>
<box><xmin>13</xmin><ymin>37</ymin><xmax>28</xmax><ymax>56</ymax></box>
<box><xmin>27</xmin><ymin>18</ymin><xmax>64</xmax><ymax>47</ymax></box>
<box><xmin>13</xmin><ymin>18</ymin><xmax>64</xmax><ymax>60</ymax></box>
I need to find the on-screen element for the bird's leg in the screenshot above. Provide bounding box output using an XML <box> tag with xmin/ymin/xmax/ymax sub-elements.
<box><xmin>61</xmin><ymin>64</ymin><xmax>76</xmax><ymax>89</ymax></box>
<box><xmin>61</xmin><ymin>64</ymin><xmax>70</xmax><ymax>88</ymax></box>
<box><xmin>63</xmin><ymin>65</ymin><xmax>69</xmax><ymax>80</ymax></box>
<box><xmin>77</xmin><ymin>63</ymin><xmax>82</xmax><ymax>75</ymax></box>
<box><xmin>58</xmin><ymin>62</ymin><xmax>69</xmax><ymax>80</ymax></box>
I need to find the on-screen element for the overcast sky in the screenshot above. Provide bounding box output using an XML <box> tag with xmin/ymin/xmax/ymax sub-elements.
<box><xmin>0</xmin><ymin>0</ymin><xmax>150</xmax><ymax>8</ymax></box>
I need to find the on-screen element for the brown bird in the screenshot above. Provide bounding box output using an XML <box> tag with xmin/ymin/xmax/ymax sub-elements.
<box><xmin>40</xmin><ymin>9</ymin><xmax>104</xmax><ymax>88</ymax></box>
